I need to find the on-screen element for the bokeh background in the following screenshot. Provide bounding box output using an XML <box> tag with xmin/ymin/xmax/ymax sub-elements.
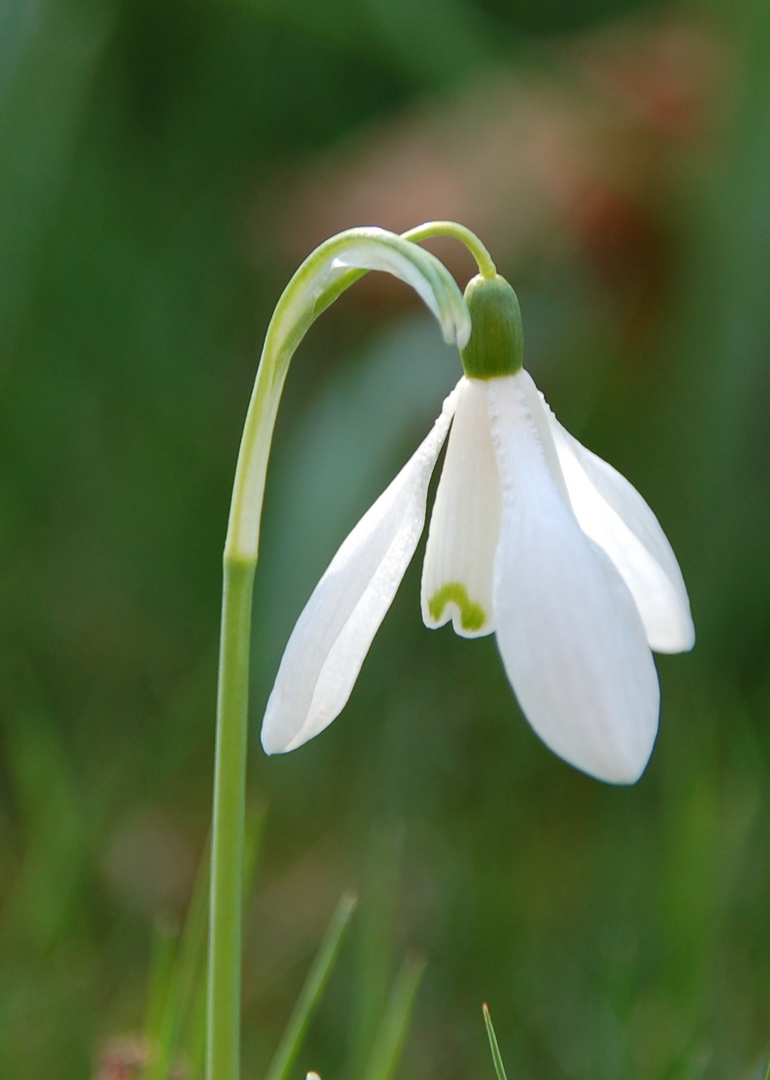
<box><xmin>2</xmin><ymin>0</ymin><xmax>770</xmax><ymax>1076</ymax></box>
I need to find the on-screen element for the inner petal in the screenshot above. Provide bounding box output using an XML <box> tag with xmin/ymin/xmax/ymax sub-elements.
<box><xmin>421</xmin><ymin>377</ymin><xmax>501</xmax><ymax>638</ymax></box>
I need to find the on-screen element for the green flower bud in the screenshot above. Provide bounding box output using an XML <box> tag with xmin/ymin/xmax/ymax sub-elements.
<box><xmin>460</xmin><ymin>273</ymin><xmax>523</xmax><ymax>380</ymax></box>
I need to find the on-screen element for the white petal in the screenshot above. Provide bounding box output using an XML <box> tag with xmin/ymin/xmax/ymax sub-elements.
<box><xmin>421</xmin><ymin>378</ymin><xmax>501</xmax><ymax>638</ymax></box>
<box><xmin>489</xmin><ymin>374</ymin><xmax>660</xmax><ymax>784</ymax></box>
<box><xmin>261</xmin><ymin>385</ymin><xmax>459</xmax><ymax>754</ymax></box>
<box><xmin>546</xmin><ymin>414</ymin><xmax>695</xmax><ymax>653</ymax></box>
<box><xmin>509</xmin><ymin>369</ymin><xmax>571</xmax><ymax>505</ymax></box>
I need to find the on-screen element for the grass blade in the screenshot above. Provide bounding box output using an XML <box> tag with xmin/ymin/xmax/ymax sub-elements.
<box><xmin>142</xmin><ymin>842</ymin><xmax>211</xmax><ymax>1080</ymax></box>
<box><xmin>482</xmin><ymin>1004</ymin><xmax>509</xmax><ymax>1080</ymax></box>
<box><xmin>143</xmin><ymin>915</ymin><xmax>181</xmax><ymax>1060</ymax></box>
<box><xmin>265</xmin><ymin>892</ymin><xmax>358</xmax><ymax>1080</ymax></box>
<box><xmin>143</xmin><ymin>800</ymin><xmax>267</xmax><ymax>1080</ymax></box>
<box><xmin>362</xmin><ymin>954</ymin><xmax>426</xmax><ymax>1080</ymax></box>
<box><xmin>348</xmin><ymin>827</ymin><xmax>402</xmax><ymax>1080</ymax></box>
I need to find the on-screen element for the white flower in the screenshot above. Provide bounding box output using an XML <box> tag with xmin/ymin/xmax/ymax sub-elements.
<box><xmin>260</xmin><ymin>274</ymin><xmax>694</xmax><ymax>784</ymax></box>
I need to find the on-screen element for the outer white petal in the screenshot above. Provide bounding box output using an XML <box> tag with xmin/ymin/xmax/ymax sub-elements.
<box><xmin>489</xmin><ymin>373</ymin><xmax>660</xmax><ymax>784</ymax></box>
<box><xmin>421</xmin><ymin>378</ymin><xmax>501</xmax><ymax>638</ymax></box>
<box><xmin>545</xmin><ymin>413</ymin><xmax>694</xmax><ymax>653</ymax></box>
<box><xmin>261</xmin><ymin>385</ymin><xmax>459</xmax><ymax>755</ymax></box>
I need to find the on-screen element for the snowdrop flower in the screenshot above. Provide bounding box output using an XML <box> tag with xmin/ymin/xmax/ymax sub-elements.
<box><xmin>261</xmin><ymin>272</ymin><xmax>694</xmax><ymax>783</ymax></box>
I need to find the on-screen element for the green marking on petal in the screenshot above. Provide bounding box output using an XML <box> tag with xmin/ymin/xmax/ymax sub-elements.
<box><xmin>428</xmin><ymin>583</ymin><xmax>487</xmax><ymax>632</ymax></box>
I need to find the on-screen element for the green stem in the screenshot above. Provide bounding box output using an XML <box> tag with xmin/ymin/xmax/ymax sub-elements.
<box><xmin>205</xmin><ymin>222</ymin><xmax>478</xmax><ymax>1080</ymax></box>
<box><xmin>403</xmin><ymin>221</ymin><xmax>497</xmax><ymax>278</ymax></box>
<box><xmin>206</xmin><ymin>557</ymin><xmax>255</xmax><ymax>1080</ymax></box>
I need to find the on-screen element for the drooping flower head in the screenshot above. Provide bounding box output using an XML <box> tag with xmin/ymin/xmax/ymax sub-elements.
<box><xmin>257</xmin><ymin>231</ymin><xmax>694</xmax><ymax>783</ymax></box>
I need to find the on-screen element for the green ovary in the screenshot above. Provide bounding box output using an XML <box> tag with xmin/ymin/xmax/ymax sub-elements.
<box><xmin>428</xmin><ymin>583</ymin><xmax>487</xmax><ymax>632</ymax></box>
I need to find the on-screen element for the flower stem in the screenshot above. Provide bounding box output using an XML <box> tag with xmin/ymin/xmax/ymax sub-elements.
<box><xmin>205</xmin><ymin>223</ymin><xmax>474</xmax><ymax>1080</ymax></box>
<box><xmin>206</xmin><ymin>555</ymin><xmax>255</xmax><ymax>1080</ymax></box>
<box><xmin>403</xmin><ymin>221</ymin><xmax>497</xmax><ymax>279</ymax></box>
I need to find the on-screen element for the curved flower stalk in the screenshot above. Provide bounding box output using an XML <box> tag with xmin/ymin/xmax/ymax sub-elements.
<box><xmin>227</xmin><ymin>225</ymin><xmax>471</xmax><ymax>563</ymax></box>
<box><xmin>261</xmin><ymin>271</ymin><xmax>695</xmax><ymax>784</ymax></box>
<box><xmin>207</xmin><ymin>224</ymin><xmax>473</xmax><ymax>1080</ymax></box>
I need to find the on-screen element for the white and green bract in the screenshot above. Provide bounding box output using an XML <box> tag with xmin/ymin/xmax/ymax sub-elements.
<box><xmin>226</xmin><ymin>226</ymin><xmax>470</xmax><ymax>565</ymax></box>
<box><xmin>261</xmin><ymin>369</ymin><xmax>694</xmax><ymax>784</ymax></box>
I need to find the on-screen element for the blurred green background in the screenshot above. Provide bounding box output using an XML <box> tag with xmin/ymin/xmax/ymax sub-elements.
<box><xmin>2</xmin><ymin>0</ymin><xmax>770</xmax><ymax>1077</ymax></box>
